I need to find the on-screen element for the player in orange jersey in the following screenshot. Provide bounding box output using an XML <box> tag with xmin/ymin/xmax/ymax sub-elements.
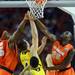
<box><xmin>0</xmin><ymin>12</ymin><xmax>28</xmax><ymax>75</ymax></box>
<box><xmin>45</xmin><ymin>31</ymin><xmax>75</xmax><ymax>75</ymax></box>
<box><xmin>32</xmin><ymin>15</ymin><xmax>75</xmax><ymax>75</ymax></box>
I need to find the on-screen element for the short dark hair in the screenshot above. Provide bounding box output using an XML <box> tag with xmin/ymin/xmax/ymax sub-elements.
<box><xmin>30</xmin><ymin>56</ymin><xmax>39</xmax><ymax>68</ymax></box>
<box><xmin>18</xmin><ymin>39</ymin><xmax>27</xmax><ymax>51</ymax></box>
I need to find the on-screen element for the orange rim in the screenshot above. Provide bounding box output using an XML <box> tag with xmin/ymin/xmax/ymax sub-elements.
<box><xmin>35</xmin><ymin>0</ymin><xmax>47</xmax><ymax>5</ymax></box>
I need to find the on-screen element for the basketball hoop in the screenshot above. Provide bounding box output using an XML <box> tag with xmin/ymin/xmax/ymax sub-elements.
<box><xmin>26</xmin><ymin>0</ymin><xmax>47</xmax><ymax>18</ymax></box>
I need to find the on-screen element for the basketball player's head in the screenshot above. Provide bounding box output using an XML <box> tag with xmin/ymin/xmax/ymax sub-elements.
<box><xmin>60</xmin><ymin>31</ymin><xmax>72</xmax><ymax>45</ymax></box>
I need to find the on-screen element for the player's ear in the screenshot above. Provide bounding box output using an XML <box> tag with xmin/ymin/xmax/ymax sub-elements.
<box><xmin>30</xmin><ymin>56</ymin><xmax>39</xmax><ymax>68</ymax></box>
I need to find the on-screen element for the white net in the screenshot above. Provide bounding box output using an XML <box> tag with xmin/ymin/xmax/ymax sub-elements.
<box><xmin>26</xmin><ymin>0</ymin><xmax>47</xmax><ymax>18</ymax></box>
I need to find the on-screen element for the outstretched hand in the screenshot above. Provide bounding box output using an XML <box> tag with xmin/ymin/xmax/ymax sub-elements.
<box><xmin>27</xmin><ymin>11</ymin><xmax>36</xmax><ymax>20</ymax></box>
<box><xmin>41</xmin><ymin>36</ymin><xmax>47</xmax><ymax>45</ymax></box>
<box><xmin>23</xmin><ymin>12</ymin><xmax>29</xmax><ymax>20</ymax></box>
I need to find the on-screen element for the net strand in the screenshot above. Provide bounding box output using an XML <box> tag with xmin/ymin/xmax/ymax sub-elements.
<box><xmin>26</xmin><ymin>0</ymin><xmax>47</xmax><ymax>18</ymax></box>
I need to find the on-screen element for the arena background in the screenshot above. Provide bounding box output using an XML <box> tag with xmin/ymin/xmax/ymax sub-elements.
<box><xmin>0</xmin><ymin>7</ymin><xmax>74</xmax><ymax>75</ymax></box>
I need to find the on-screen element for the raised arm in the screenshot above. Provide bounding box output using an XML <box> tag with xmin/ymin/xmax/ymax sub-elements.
<box><xmin>34</xmin><ymin>19</ymin><xmax>57</xmax><ymax>42</ymax></box>
<box><xmin>8</xmin><ymin>13</ymin><xmax>28</xmax><ymax>47</ymax></box>
<box><xmin>37</xmin><ymin>36</ymin><xmax>47</xmax><ymax>55</ymax></box>
<box><xmin>28</xmin><ymin>12</ymin><xmax>38</xmax><ymax>57</ymax></box>
<box><xmin>46</xmin><ymin>49</ymin><xmax>75</xmax><ymax>70</ymax></box>
<box><xmin>30</xmin><ymin>19</ymin><xmax>38</xmax><ymax>50</ymax></box>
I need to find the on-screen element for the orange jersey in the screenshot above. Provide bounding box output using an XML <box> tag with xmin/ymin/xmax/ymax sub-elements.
<box><xmin>52</xmin><ymin>41</ymin><xmax>73</xmax><ymax>65</ymax></box>
<box><xmin>0</xmin><ymin>40</ymin><xmax>18</xmax><ymax>75</ymax></box>
<box><xmin>46</xmin><ymin>67</ymin><xmax>75</xmax><ymax>75</ymax></box>
<box><xmin>46</xmin><ymin>41</ymin><xmax>75</xmax><ymax>75</ymax></box>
